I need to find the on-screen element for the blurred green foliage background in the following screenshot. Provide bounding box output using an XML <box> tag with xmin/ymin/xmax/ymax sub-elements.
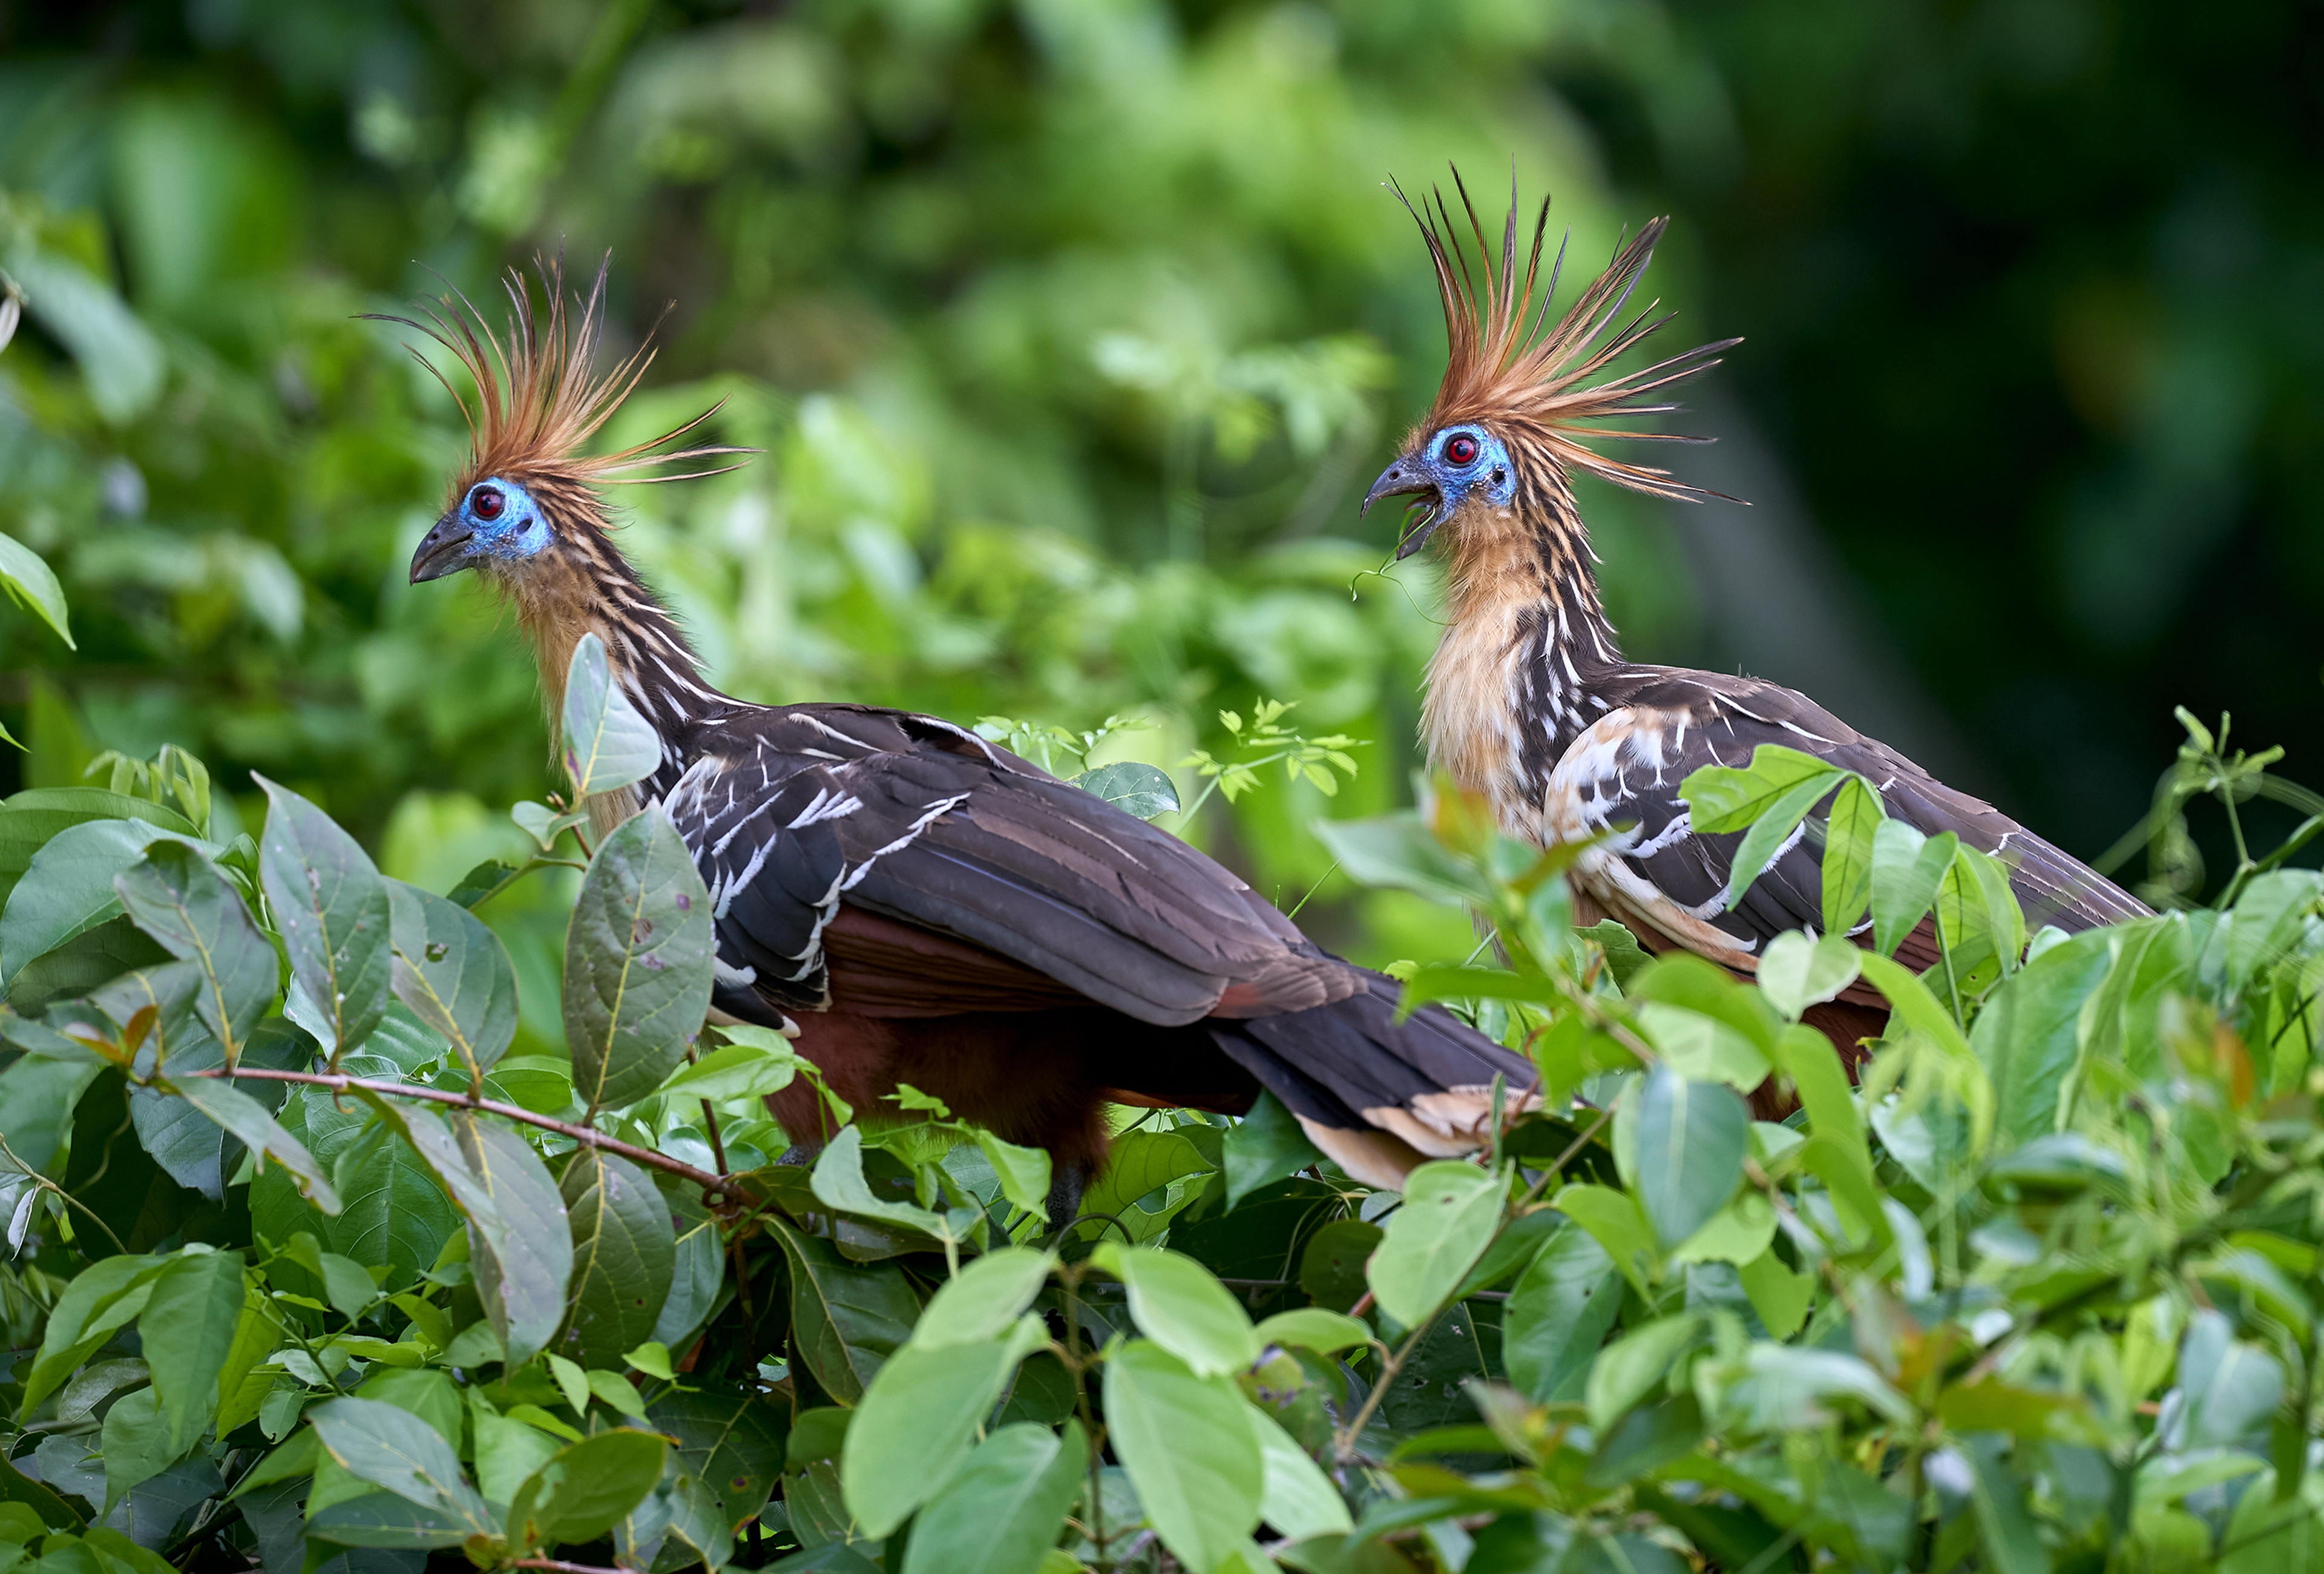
<box><xmin>0</xmin><ymin>0</ymin><xmax>2316</xmax><ymax>1015</ymax></box>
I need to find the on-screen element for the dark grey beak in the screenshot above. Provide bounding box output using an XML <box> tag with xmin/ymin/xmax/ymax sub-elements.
<box><xmin>1362</xmin><ymin>458</ymin><xmax>1442</xmax><ymax>560</ymax></box>
<box><xmin>409</xmin><ymin>514</ymin><xmax>474</xmax><ymax>584</ymax></box>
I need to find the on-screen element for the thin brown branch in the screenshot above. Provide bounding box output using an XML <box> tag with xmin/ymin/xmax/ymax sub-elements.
<box><xmin>183</xmin><ymin>1067</ymin><xmax>729</xmax><ymax>1200</ymax></box>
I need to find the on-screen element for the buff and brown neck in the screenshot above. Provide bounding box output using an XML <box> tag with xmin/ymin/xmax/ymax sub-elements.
<box><xmin>1418</xmin><ymin>459</ymin><xmax>1625</xmax><ymax>839</ymax></box>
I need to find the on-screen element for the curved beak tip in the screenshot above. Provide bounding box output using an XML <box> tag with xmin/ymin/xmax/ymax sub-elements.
<box><xmin>408</xmin><ymin>516</ymin><xmax>474</xmax><ymax>584</ymax></box>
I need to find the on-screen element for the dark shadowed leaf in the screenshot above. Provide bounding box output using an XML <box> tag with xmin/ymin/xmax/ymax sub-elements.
<box><xmin>172</xmin><ymin>1079</ymin><xmax>338</xmax><ymax>1214</ymax></box>
<box><xmin>255</xmin><ymin>776</ymin><xmax>390</xmax><ymax>1062</ymax></box>
<box><xmin>114</xmin><ymin>842</ymin><xmax>272</xmax><ymax>1068</ymax></box>
<box><xmin>1222</xmin><ymin>1091</ymin><xmax>1322</xmax><ymax>1208</ymax></box>
<box><xmin>560</xmin><ymin>1147</ymin><xmax>675</xmax><ymax>1369</ymax></box>
<box><xmin>651</xmin><ymin>1180</ymin><xmax>724</xmax><ymax>1352</ymax></box>
<box><xmin>563</xmin><ymin>808</ymin><xmax>714</xmax><ymax>1114</ymax></box>
<box><xmin>649</xmin><ymin>1388</ymin><xmax>789</xmax><ymax>1533</ymax></box>
<box><xmin>251</xmin><ymin>1079</ymin><xmax>456</xmax><ymax>1283</ymax></box>
<box><xmin>1505</xmin><ymin>1221</ymin><xmax>1624</xmax><ymax>1405</ymax></box>
<box><xmin>769</xmin><ymin>1219</ymin><xmax>920</xmax><ymax>1404</ymax></box>
<box><xmin>386</xmin><ymin>879</ymin><xmax>517</xmax><ymax>1082</ymax></box>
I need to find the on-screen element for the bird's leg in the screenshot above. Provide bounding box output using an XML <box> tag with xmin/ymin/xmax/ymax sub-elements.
<box><xmin>1045</xmin><ymin>1159</ymin><xmax>1089</xmax><ymax>1237</ymax></box>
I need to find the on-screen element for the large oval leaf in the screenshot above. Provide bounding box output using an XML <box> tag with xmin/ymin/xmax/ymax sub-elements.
<box><xmin>1503</xmin><ymin>1220</ymin><xmax>1624</xmax><ymax>1405</ymax></box>
<box><xmin>114</xmin><ymin>842</ymin><xmax>274</xmax><ymax>1068</ymax></box>
<box><xmin>901</xmin><ymin>1420</ymin><xmax>1086</xmax><ymax>1574</ymax></box>
<box><xmin>451</xmin><ymin>1113</ymin><xmax>573</xmax><ymax>1369</ymax></box>
<box><xmin>386</xmin><ymin>879</ymin><xmax>517</xmax><ymax>1081</ymax></box>
<box><xmin>767</xmin><ymin>1219</ymin><xmax>919</xmax><ymax>1404</ymax></box>
<box><xmin>1100</xmin><ymin>1340</ymin><xmax>1262</xmax><ymax>1571</ymax></box>
<box><xmin>560</xmin><ymin>1148</ymin><xmax>675</xmax><ymax>1369</ymax></box>
<box><xmin>256</xmin><ymin>776</ymin><xmax>391</xmax><ymax>1062</ymax></box>
<box><xmin>841</xmin><ymin>1336</ymin><xmax>1023</xmax><ymax>1537</ymax></box>
<box><xmin>1365</xmin><ymin>1161</ymin><xmax>1505</xmax><ymax>1328</ymax></box>
<box><xmin>563</xmin><ymin>808</ymin><xmax>714</xmax><ymax>1114</ymax></box>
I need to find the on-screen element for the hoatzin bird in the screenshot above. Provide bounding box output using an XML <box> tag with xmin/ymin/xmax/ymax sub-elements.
<box><xmin>387</xmin><ymin>263</ymin><xmax>1534</xmax><ymax>1204</ymax></box>
<box><xmin>1364</xmin><ymin>180</ymin><xmax>2148</xmax><ymax>1053</ymax></box>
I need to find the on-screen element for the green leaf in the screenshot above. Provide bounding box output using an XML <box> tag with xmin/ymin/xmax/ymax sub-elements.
<box><xmin>1073</xmin><ymin>761</ymin><xmax>1180</xmax><ymax>820</ymax></box>
<box><xmin>649</xmin><ymin>1388</ymin><xmax>790</xmax><ymax>1532</ymax></box>
<box><xmin>901</xmin><ymin>1420</ymin><xmax>1087</xmax><ymax>1574</ymax></box>
<box><xmin>0</xmin><ymin>818</ymin><xmax>198</xmax><ymax>986</ymax></box>
<box><xmin>252</xmin><ymin>1080</ymin><xmax>456</xmax><ymax>1282</ymax></box>
<box><xmin>560</xmin><ymin>1148</ymin><xmax>675</xmax><ymax>1369</ymax></box>
<box><xmin>114</xmin><ymin>842</ymin><xmax>272</xmax><ymax>1067</ymax></box>
<box><xmin>97</xmin><ymin>1387</ymin><xmax>177</xmax><ymax>1518</ymax></box>
<box><xmin>1820</xmin><ymin>775</ymin><xmax>1882</xmax><ymax>937</ymax></box>
<box><xmin>1869</xmin><ymin>818</ymin><xmax>1956</xmax><ymax>958</ymax></box>
<box><xmin>5</xmin><ymin>247</ymin><xmax>162</xmax><ymax>424</ymax></box>
<box><xmin>841</xmin><ymin>1329</ymin><xmax>1032</xmax><ymax>1536</ymax></box>
<box><xmin>19</xmin><ymin>1254</ymin><xmax>160</xmax><ymax>1418</ymax></box>
<box><xmin>810</xmin><ymin>1125</ymin><xmax>973</xmax><ymax>1243</ymax></box>
<box><xmin>385</xmin><ymin>878</ymin><xmax>517</xmax><ymax>1082</ymax></box>
<box><xmin>1937</xmin><ymin>843</ymin><xmax>2027</xmax><ymax>980</ymax></box>
<box><xmin>0</xmin><ymin>533</ymin><xmax>71</xmax><ymax>649</ymax></box>
<box><xmin>1548</xmin><ymin>1184</ymin><xmax>1657</xmax><ymax>1297</ymax></box>
<box><xmin>1724</xmin><ymin>770</ymin><xmax>1846</xmax><ymax>910</ymax></box>
<box><xmin>1737</xmin><ymin>1250</ymin><xmax>1814</xmax><ymax>1338</ymax></box>
<box><xmin>1503</xmin><ymin>1221</ymin><xmax>1624</xmax><ymax>1405</ymax></box>
<box><xmin>1094</xmin><ymin>1244</ymin><xmax>1259</xmax><ymax>1377</ymax></box>
<box><xmin>1754</xmin><ymin>932</ymin><xmax>1863</xmax><ymax>1022</ymax></box>
<box><xmin>1251</xmin><ymin>1307</ymin><xmax>1371</xmax><ymax>1355</ymax></box>
<box><xmin>255</xmin><ymin>776</ymin><xmax>390</xmax><ymax>1063</ymax></box>
<box><xmin>916</xmin><ymin>1248</ymin><xmax>1055</xmax><ymax>1349</ymax></box>
<box><xmin>1586</xmin><ymin>1313</ymin><xmax>1707</xmax><ymax>1430</ymax></box>
<box><xmin>1681</xmin><ymin>745</ymin><xmax>1843</xmax><ymax>834</ymax></box>
<box><xmin>973</xmin><ymin>1130</ymin><xmax>1052</xmax><ymax>1217</ymax></box>
<box><xmin>172</xmin><ymin>1079</ymin><xmax>340</xmax><ymax>1213</ymax></box>
<box><xmin>1078</xmin><ymin>1130</ymin><xmax>1214</xmax><ymax>1226</ymax></box>
<box><xmin>470</xmin><ymin>1395</ymin><xmax>561</xmax><ymax>1510</ymax></box>
<box><xmin>1221</xmin><ymin>1092</ymin><xmax>1322</xmax><ymax>1208</ymax></box>
<box><xmin>1247</xmin><ymin>1404</ymin><xmax>1350</xmax><ymax>1538</ymax></box>
<box><xmin>1961</xmin><ymin>1435</ymin><xmax>2051</xmax><ymax>1574</ymax></box>
<box><xmin>563</xmin><ymin>808</ymin><xmax>715</xmax><ymax>1113</ymax></box>
<box><xmin>1310</xmin><ymin>812</ymin><xmax>1492</xmax><ymax>907</ymax></box>
<box><xmin>1971</xmin><ymin>928</ymin><xmax>2112</xmax><ymax>1147</ymax></box>
<box><xmin>1624</xmin><ymin>1067</ymin><xmax>1747</xmax><ymax>1251</ymax></box>
<box><xmin>508</xmin><ymin>1429</ymin><xmax>668</xmax><ymax>1550</ymax></box>
<box><xmin>562</xmin><ymin>633</ymin><xmax>663</xmax><ymax>799</ymax></box>
<box><xmin>769</xmin><ymin>1219</ymin><xmax>921</xmax><ymax>1404</ymax></box>
<box><xmin>1365</xmin><ymin>1161</ymin><xmax>1505</xmax><ymax>1328</ymax></box>
<box><xmin>137</xmin><ymin>1249</ymin><xmax>243</xmax><ymax>1451</ymax></box>
<box><xmin>1109</xmin><ymin>1346</ymin><xmax>1267</xmax><ymax>1573</ymax></box>
<box><xmin>453</xmin><ymin>1113</ymin><xmax>573</xmax><ymax>1368</ymax></box>
<box><xmin>307</xmin><ymin>1396</ymin><xmax>494</xmax><ymax>1544</ymax></box>
<box><xmin>651</xmin><ymin>1182</ymin><xmax>724</xmax><ymax>1352</ymax></box>
<box><xmin>658</xmin><ymin>1039</ymin><xmax>798</xmax><ymax>1101</ymax></box>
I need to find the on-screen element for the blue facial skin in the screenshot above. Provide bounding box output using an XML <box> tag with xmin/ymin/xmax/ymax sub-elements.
<box><xmin>409</xmin><ymin>475</ymin><xmax>550</xmax><ymax>583</ymax></box>
<box><xmin>1361</xmin><ymin>424</ymin><xmax>1515</xmax><ymax>558</ymax></box>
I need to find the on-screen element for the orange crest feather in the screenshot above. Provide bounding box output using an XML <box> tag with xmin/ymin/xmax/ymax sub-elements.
<box><xmin>366</xmin><ymin>256</ymin><xmax>751</xmax><ymax>507</ymax></box>
<box><xmin>1399</xmin><ymin>169</ymin><xmax>1739</xmax><ymax>502</ymax></box>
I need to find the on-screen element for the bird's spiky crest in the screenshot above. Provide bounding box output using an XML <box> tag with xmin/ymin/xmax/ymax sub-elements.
<box><xmin>1397</xmin><ymin>169</ymin><xmax>1739</xmax><ymax>503</ymax></box>
<box><xmin>367</xmin><ymin>255</ymin><xmax>749</xmax><ymax>508</ymax></box>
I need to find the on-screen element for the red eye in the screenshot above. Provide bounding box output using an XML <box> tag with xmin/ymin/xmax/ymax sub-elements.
<box><xmin>1444</xmin><ymin>433</ymin><xmax>1480</xmax><ymax>467</ymax></box>
<box><xmin>471</xmin><ymin>486</ymin><xmax>505</xmax><ymax>520</ymax></box>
